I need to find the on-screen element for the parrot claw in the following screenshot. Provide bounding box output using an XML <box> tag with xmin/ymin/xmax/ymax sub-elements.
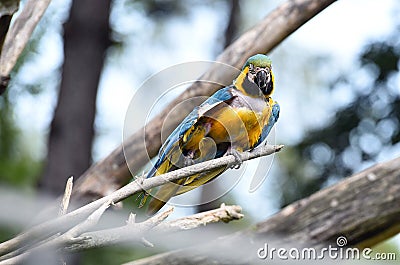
<box><xmin>227</xmin><ymin>149</ymin><xmax>242</xmax><ymax>169</ymax></box>
<box><xmin>136</xmin><ymin>171</ymin><xmax>146</xmax><ymax>185</ymax></box>
<box><xmin>183</xmin><ymin>157</ymin><xmax>195</xmax><ymax>167</ymax></box>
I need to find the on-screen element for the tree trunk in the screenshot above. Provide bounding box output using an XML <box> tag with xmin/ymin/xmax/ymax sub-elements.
<box><xmin>224</xmin><ymin>0</ymin><xmax>239</xmax><ymax>49</ymax></box>
<box><xmin>39</xmin><ymin>0</ymin><xmax>111</xmax><ymax>195</ymax></box>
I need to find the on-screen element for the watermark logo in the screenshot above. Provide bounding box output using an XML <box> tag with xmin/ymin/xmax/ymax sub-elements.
<box><xmin>257</xmin><ymin>236</ymin><xmax>397</xmax><ymax>261</ymax></box>
<box><xmin>336</xmin><ymin>236</ymin><xmax>347</xmax><ymax>247</ymax></box>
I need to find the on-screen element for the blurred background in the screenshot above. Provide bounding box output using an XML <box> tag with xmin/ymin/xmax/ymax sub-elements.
<box><xmin>0</xmin><ymin>0</ymin><xmax>399</xmax><ymax>263</ymax></box>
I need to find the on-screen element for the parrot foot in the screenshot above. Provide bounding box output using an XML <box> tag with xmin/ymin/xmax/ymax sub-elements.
<box><xmin>183</xmin><ymin>157</ymin><xmax>195</xmax><ymax>167</ymax></box>
<box><xmin>227</xmin><ymin>149</ymin><xmax>243</xmax><ymax>169</ymax></box>
<box><xmin>137</xmin><ymin>171</ymin><xmax>146</xmax><ymax>184</ymax></box>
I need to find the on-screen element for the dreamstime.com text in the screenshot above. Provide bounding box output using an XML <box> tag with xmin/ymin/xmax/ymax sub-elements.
<box><xmin>257</xmin><ymin>236</ymin><xmax>397</xmax><ymax>261</ymax></box>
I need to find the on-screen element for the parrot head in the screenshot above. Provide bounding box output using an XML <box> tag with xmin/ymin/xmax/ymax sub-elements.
<box><xmin>238</xmin><ymin>54</ymin><xmax>274</xmax><ymax>98</ymax></box>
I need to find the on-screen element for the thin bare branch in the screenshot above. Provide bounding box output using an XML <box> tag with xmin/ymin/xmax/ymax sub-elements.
<box><xmin>0</xmin><ymin>200</ymin><xmax>112</xmax><ymax>264</ymax></box>
<box><xmin>65</xmin><ymin>200</ymin><xmax>112</xmax><ymax>238</ymax></box>
<box><xmin>66</xmin><ymin>207</ymin><xmax>174</xmax><ymax>252</ymax></box>
<box><xmin>63</xmin><ymin>204</ymin><xmax>243</xmax><ymax>252</ymax></box>
<box><xmin>154</xmin><ymin>203</ymin><xmax>243</xmax><ymax>233</ymax></box>
<box><xmin>0</xmin><ymin>144</ymin><xmax>283</xmax><ymax>257</ymax></box>
<box><xmin>0</xmin><ymin>202</ymin><xmax>243</xmax><ymax>264</ymax></box>
<box><xmin>58</xmin><ymin>178</ymin><xmax>73</xmax><ymax>265</ymax></box>
<box><xmin>59</xmin><ymin>176</ymin><xmax>73</xmax><ymax>216</ymax></box>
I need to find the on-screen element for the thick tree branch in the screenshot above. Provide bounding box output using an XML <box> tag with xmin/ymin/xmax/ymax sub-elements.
<box><xmin>0</xmin><ymin>144</ymin><xmax>283</xmax><ymax>257</ymax></box>
<box><xmin>125</xmin><ymin>156</ymin><xmax>400</xmax><ymax>265</ymax></box>
<box><xmin>39</xmin><ymin>0</ymin><xmax>111</xmax><ymax>196</ymax></box>
<box><xmin>0</xmin><ymin>0</ymin><xmax>19</xmax><ymax>57</ymax></box>
<box><xmin>0</xmin><ymin>0</ymin><xmax>51</xmax><ymax>94</ymax></box>
<box><xmin>72</xmin><ymin>0</ymin><xmax>337</xmax><ymax>201</ymax></box>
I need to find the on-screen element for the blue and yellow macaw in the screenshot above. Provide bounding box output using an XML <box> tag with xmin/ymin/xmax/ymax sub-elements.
<box><xmin>141</xmin><ymin>54</ymin><xmax>280</xmax><ymax>215</ymax></box>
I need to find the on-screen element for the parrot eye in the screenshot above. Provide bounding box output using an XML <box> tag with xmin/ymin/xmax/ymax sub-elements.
<box><xmin>248</xmin><ymin>64</ymin><xmax>255</xmax><ymax>74</ymax></box>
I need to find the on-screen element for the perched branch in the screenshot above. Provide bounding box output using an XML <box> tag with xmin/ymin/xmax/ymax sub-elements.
<box><xmin>0</xmin><ymin>0</ymin><xmax>20</xmax><ymax>57</ymax></box>
<box><xmin>125</xmin><ymin>156</ymin><xmax>400</xmax><ymax>265</ymax></box>
<box><xmin>72</xmin><ymin>0</ymin><xmax>337</xmax><ymax>201</ymax></box>
<box><xmin>0</xmin><ymin>145</ymin><xmax>283</xmax><ymax>257</ymax></box>
<box><xmin>0</xmin><ymin>0</ymin><xmax>51</xmax><ymax>94</ymax></box>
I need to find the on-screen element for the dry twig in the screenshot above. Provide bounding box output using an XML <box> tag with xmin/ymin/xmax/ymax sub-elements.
<box><xmin>0</xmin><ymin>200</ymin><xmax>112</xmax><ymax>265</ymax></box>
<box><xmin>65</xmin><ymin>204</ymin><xmax>244</xmax><ymax>252</ymax></box>
<box><xmin>0</xmin><ymin>202</ymin><xmax>244</xmax><ymax>264</ymax></box>
<box><xmin>59</xmin><ymin>176</ymin><xmax>74</xmax><ymax>216</ymax></box>
<box><xmin>154</xmin><ymin>203</ymin><xmax>243</xmax><ymax>233</ymax></box>
<box><xmin>0</xmin><ymin>145</ymin><xmax>283</xmax><ymax>258</ymax></box>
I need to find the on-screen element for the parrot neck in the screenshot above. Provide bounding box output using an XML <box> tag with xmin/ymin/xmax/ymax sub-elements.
<box><xmin>267</xmin><ymin>72</ymin><xmax>275</xmax><ymax>97</ymax></box>
<box><xmin>267</xmin><ymin>97</ymin><xmax>274</xmax><ymax>106</ymax></box>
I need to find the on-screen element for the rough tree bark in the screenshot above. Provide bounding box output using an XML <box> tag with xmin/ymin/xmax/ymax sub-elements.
<box><xmin>39</xmin><ymin>0</ymin><xmax>111</xmax><ymax>195</ymax></box>
<box><xmin>0</xmin><ymin>0</ymin><xmax>19</xmax><ymax>54</ymax></box>
<box><xmin>125</xmin><ymin>156</ymin><xmax>400</xmax><ymax>265</ymax></box>
<box><xmin>0</xmin><ymin>0</ymin><xmax>49</xmax><ymax>94</ymax></box>
<box><xmin>223</xmin><ymin>0</ymin><xmax>239</xmax><ymax>49</ymax></box>
<box><xmin>72</xmin><ymin>0</ymin><xmax>338</xmax><ymax>202</ymax></box>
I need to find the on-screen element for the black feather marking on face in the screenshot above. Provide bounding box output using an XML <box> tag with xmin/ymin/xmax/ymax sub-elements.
<box><xmin>254</xmin><ymin>68</ymin><xmax>273</xmax><ymax>96</ymax></box>
<box><xmin>263</xmin><ymin>78</ymin><xmax>273</xmax><ymax>96</ymax></box>
<box><xmin>242</xmin><ymin>73</ymin><xmax>262</xmax><ymax>96</ymax></box>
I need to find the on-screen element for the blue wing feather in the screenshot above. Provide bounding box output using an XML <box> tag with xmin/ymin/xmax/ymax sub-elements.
<box><xmin>149</xmin><ymin>86</ymin><xmax>235</xmax><ymax>177</ymax></box>
<box><xmin>255</xmin><ymin>102</ymin><xmax>280</xmax><ymax>147</ymax></box>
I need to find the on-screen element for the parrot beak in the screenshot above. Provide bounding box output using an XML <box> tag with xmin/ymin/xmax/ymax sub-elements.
<box><xmin>254</xmin><ymin>69</ymin><xmax>270</xmax><ymax>91</ymax></box>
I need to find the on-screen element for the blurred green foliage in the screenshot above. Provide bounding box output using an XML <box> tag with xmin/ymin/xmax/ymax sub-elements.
<box><xmin>82</xmin><ymin>246</ymin><xmax>157</xmax><ymax>265</ymax></box>
<box><xmin>277</xmin><ymin>28</ymin><xmax>400</xmax><ymax>207</ymax></box>
<box><xmin>0</xmin><ymin>91</ymin><xmax>42</xmax><ymax>188</ymax></box>
<box><xmin>0</xmin><ymin>5</ymin><xmax>48</xmax><ymax>190</ymax></box>
<box><xmin>0</xmin><ymin>90</ymin><xmax>42</xmax><ymax>243</ymax></box>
